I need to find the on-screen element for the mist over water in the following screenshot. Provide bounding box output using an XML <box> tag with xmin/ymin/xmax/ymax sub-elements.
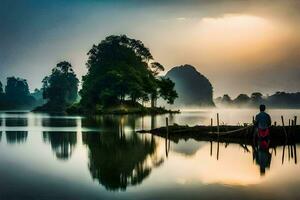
<box><xmin>0</xmin><ymin>109</ymin><xmax>300</xmax><ymax>199</ymax></box>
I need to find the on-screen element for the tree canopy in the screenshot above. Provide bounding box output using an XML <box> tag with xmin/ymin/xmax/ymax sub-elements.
<box><xmin>80</xmin><ymin>35</ymin><xmax>177</xmax><ymax>110</ymax></box>
<box><xmin>82</xmin><ymin>115</ymin><xmax>161</xmax><ymax>191</ymax></box>
<box><xmin>41</xmin><ymin>61</ymin><xmax>79</xmax><ymax>109</ymax></box>
<box><xmin>5</xmin><ymin>77</ymin><xmax>30</xmax><ymax>98</ymax></box>
<box><xmin>0</xmin><ymin>77</ymin><xmax>36</xmax><ymax>109</ymax></box>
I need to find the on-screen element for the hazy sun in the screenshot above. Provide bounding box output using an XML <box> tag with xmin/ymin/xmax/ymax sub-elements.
<box><xmin>194</xmin><ymin>14</ymin><xmax>291</xmax><ymax>67</ymax></box>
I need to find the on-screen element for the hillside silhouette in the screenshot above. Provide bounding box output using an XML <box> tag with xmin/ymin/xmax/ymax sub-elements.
<box><xmin>216</xmin><ymin>92</ymin><xmax>300</xmax><ymax>108</ymax></box>
<box><xmin>165</xmin><ymin>65</ymin><xmax>215</xmax><ymax>107</ymax></box>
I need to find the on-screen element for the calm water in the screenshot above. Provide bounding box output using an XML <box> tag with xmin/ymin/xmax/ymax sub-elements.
<box><xmin>0</xmin><ymin>109</ymin><xmax>300</xmax><ymax>200</ymax></box>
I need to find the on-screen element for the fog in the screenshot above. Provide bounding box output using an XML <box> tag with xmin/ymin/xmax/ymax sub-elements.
<box><xmin>1</xmin><ymin>0</ymin><xmax>300</xmax><ymax>96</ymax></box>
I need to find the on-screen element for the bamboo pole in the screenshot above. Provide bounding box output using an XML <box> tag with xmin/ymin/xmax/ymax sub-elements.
<box><xmin>165</xmin><ymin>138</ymin><xmax>168</xmax><ymax>157</ymax></box>
<box><xmin>210</xmin><ymin>141</ymin><xmax>212</xmax><ymax>157</ymax></box>
<box><xmin>282</xmin><ymin>145</ymin><xmax>286</xmax><ymax>164</ymax></box>
<box><xmin>294</xmin><ymin>144</ymin><xmax>297</xmax><ymax>164</ymax></box>
<box><xmin>281</xmin><ymin>116</ymin><xmax>288</xmax><ymax>139</ymax></box>
<box><xmin>217</xmin><ymin>113</ymin><xmax>220</xmax><ymax>135</ymax></box>
<box><xmin>166</xmin><ymin>117</ymin><xmax>169</xmax><ymax>137</ymax></box>
<box><xmin>288</xmin><ymin>145</ymin><xmax>291</xmax><ymax>161</ymax></box>
<box><xmin>217</xmin><ymin>141</ymin><xmax>220</xmax><ymax>160</ymax></box>
<box><xmin>165</xmin><ymin>117</ymin><xmax>169</xmax><ymax>158</ymax></box>
<box><xmin>210</xmin><ymin>118</ymin><xmax>213</xmax><ymax>133</ymax></box>
<box><xmin>291</xmin><ymin>120</ymin><xmax>295</xmax><ymax>139</ymax></box>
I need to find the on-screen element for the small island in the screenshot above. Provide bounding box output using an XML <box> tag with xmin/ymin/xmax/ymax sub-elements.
<box><xmin>34</xmin><ymin>35</ymin><xmax>179</xmax><ymax>114</ymax></box>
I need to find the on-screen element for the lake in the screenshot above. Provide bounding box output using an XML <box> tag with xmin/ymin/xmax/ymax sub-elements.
<box><xmin>0</xmin><ymin>109</ymin><xmax>300</xmax><ymax>200</ymax></box>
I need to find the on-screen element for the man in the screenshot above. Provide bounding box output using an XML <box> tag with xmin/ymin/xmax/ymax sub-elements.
<box><xmin>254</xmin><ymin>104</ymin><xmax>271</xmax><ymax>149</ymax></box>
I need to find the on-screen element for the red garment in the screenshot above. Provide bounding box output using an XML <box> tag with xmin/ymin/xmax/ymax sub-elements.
<box><xmin>260</xmin><ymin>140</ymin><xmax>269</xmax><ymax>149</ymax></box>
<box><xmin>258</xmin><ymin>128</ymin><xmax>270</xmax><ymax>138</ymax></box>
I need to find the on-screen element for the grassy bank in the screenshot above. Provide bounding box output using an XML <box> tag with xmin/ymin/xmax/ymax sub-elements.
<box><xmin>66</xmin><ymin>101</ymin><xmax>180</xmax><ymax>115</ymax></box>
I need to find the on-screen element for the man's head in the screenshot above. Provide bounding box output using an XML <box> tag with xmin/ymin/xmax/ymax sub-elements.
<box><xmin>260</xmin><ymin>104</ymin><xmax>266</xmax><ymax>112</ymax></box>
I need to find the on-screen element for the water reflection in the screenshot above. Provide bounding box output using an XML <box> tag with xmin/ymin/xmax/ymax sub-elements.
<box><xmin>6</xmin><ymin>131</ymin><xmax>28</xmax><ymax>144</ymax></box>
<box><xmin>42</xmin><ymin>118</ymin><xmax>77</xmax><ymax>127</ymax></box>
<box><xmin>1</xmin><ymin>111</ymin><xmax>300</xmax><ymax>199</ymax></box>
<box><xmin>5</xmin><ymin>118</ymin><xmax>28</xmax><ymax>127</ymax></box>
<box><xmin>282</xmin><ymin>144</ymin><xmax>298</xmax><ymax>165</ymax></box>
<box><xmin>43</xmin><ymin>132</ymin><xmax>77</xmax><ymax>160</ymax></box>
<box><xmin>82</xmin><ymin>116</ymin><xmax>163</xmax><ymax>191</ymax></box>
<box><xmin>253</xmin><ymin>145</ymin><xmax>272</xmax><ymax>176</ymax></box>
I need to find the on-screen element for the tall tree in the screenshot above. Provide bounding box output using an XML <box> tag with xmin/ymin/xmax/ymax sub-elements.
<box><xmin>0</xmin><ymin>81</ymin><xmax>3</xmax><ymax>94</ymax></box>
<box><xmin>80</xmin><ymin>35</ymin><xmax>177</xmax><ymax>110</ymax></box>
<box><xmin>5</xmin><ymin>77</ymin><xmax>30</xmax><ymax>98</ymax></box>
<box><xmin>1</xmin><ymin>77</ymin><xmax>36</xmax><ymax>109</ymax></box>
<box><xmin>157</xmin><ymin>77</ymin><xmax>178</xmax><ymax>104</ymax></box>
<box><xmin>42</xmin><ymin>61</ymin><xmax>79</xmax><ymax>108</ymax></box>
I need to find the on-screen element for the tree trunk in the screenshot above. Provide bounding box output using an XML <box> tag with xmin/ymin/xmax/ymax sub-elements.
<box><xmin>151</xmin><ymin>94</ymin><xmax>157</xmax><ymax>108</ymax></box>
<box><xmin>151</xmin><ymin>95</ymin><xmax>155</xmax><ymax>108</ymax></box>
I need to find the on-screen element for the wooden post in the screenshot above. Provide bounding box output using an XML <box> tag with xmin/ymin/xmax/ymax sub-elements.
<box><xmin>216</xmin><ymin>141</ymin><xmax>220</xmax><ymax>160</ymax></box>
<box><xmin>281</xmin><ymin>116</ymin><xmax>285</xmax><ymax>126</ymax></box>
<box><xmin>274</xmin><ymin>121</ymin><xmax>277</xmax><ymax>126</ymax></box>
<box><xmin>165</xmin><ymin>117</ymin><xmax>169</xmax><ymax>158</ymax></box>
<box><xmin>217</xmin><ymin>113</ymin><xmax>220</xmax><ymax>134</ymax></box>
<box><xmin>166</xmin><ymin>117</ymin><xmax>169</xmax><ymax>137</ymax></box>
<box><xmin>281</xmin><ymin>116</ymin><xmax>288</xmax><ymax>139</ymax></box>
<box><xmin>295</xmin><ymin>116</ymin><xmax>297</xmax><ymax>126</ymax></box>
<box><xmin>282</xmin><ymin>145</ymin><xmax>286</xmax><ymax>164</ymax></box>
<box><xmin>289</xmin><ymin>119</ymin><xmax>291</xmax><ymax>126</ymax></box>
<box><xmin>210</xmin><ymin>118</ymin><xmax>213</xmax><ymax>133</ymax></box>
<box><xmin>291</xmin><ymin>119</ymin><xmax>296</xmax><ymax>139</ymax></box>
<box><xmin>294</xmin><ymin>144</ymin><xmax>297</xmax><ymax>164</ymax></box>
<box><xmin>288</xmin><ymin>145</ymin><xmax>291</xmax><ymax>161</ymax></box>
<box><xmin>252</xmin><ymin>116</ymin><xmax>255</xmax><ymax>124</ymax></box>
<box><xmin>210</xmin><ymin>141</ymin><xmax>212</xmax><ymax>157</ymax></box>
<box><xmin>291</xmin><ymin>144</ymin><xmax>294</xmax><ymax>158</ymax></box>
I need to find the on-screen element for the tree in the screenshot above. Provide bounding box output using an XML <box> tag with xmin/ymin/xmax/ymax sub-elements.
<box><xmin>234</xmin><ymin>94</ymin><xmax>250</xmax><ymax>106</ymax></box>
<box><xmin>79</xmin><ymin>35</ymin><xmax>177</xmax><ymax>110</ymax></box>
<box><xmin>3</xmin><ymin>77</ymin><xmax>35</xmax><ymax>108</ymax></box>
<box><xmin>42</xmin><ymin>61</ymin><xmax>79</xmax><ymax>108</ymax></box>
<box><xmin>82</xmin><ymin>116</ymin><xmax>160</xmax><ymax>191</ymax></box>
<box><xmin>43</xmin><ymin>131</ymin><xmax>77</xmax><ymax>160</ymax></box>
<box><xmin>0</xmin><ymin>81</ymin><xmax>3</xmax><ymax>94</ymax></box>
<box><xmin>157</xmin><ymin>77</ymin><xmax>178</xmax><ymax>104</ymax></box>
<box><xmin>5</xmin><ymin>77</ymin><xmax>30</xmax><ymax>98</ymax></box>
<box><xmin>251</xmin><ymin>92</ymin><xmax>264</xmax><ymax>106</ymax></box>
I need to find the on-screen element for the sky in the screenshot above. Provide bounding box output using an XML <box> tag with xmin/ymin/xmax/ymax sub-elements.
<box><xmin>1</xmin><ymin>0</ymin><xmax>300</xmax><ymax>97</ymax></box>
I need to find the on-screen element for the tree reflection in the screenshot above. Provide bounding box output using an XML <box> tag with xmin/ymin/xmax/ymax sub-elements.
<box><xmin>5</xmin><ymin>118</ymin><xmax>28</xmax><ymax>127</ymax></box>
<box><xmin>6</xmin><ymin>131</ymin><xmax>28</xmax><ymax>144</ymax></box>
<box><xmin>42</xmin><ymin>118</ymin><xmax>77</xmax><ymax>127</ymax></box>
<box><xmin>43</xmin><ymin>132</ymin><xmax>77</xmax><ymax>160</ymax></box>
<box><xmin>82</xmin><ymin>115</ymin><xmax>163</xmax><ymax>191</ymax></box>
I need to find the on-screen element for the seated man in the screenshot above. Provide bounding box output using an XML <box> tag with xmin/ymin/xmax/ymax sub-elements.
<box><xmin>254</xmin><ymin>104</ymin><xmax>271</xmax><ymax>148</ymax></box>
